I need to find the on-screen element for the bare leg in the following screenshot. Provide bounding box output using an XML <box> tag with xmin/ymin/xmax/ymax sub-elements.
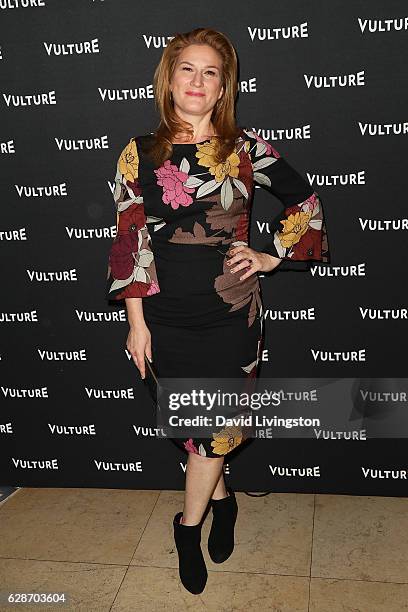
<box><xmin>211</xmin><ymin>468</ymin><xmax>228</xmax><ymax>500</ymax></box>
<box><xmin>180</xmin><ymin>453</ymin><xmax>224</xmax><ymax>525</ymax></box>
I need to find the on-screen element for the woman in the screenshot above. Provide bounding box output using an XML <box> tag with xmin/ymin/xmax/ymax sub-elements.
<box><xmin>105</xmin><ymin>28</ymin><xmax>329</xmax><ymax>594</ymax></box>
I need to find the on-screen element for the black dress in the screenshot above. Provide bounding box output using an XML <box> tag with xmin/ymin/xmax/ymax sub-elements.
<box><xmin>105</xmin><ymin>127</ymin><xmax>329</xmax><ymax>458</ymax></box>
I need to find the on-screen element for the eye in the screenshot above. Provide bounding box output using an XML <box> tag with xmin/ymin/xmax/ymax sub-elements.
<box><xmin>182</xmin><ymin>66</ymin><xmax>192</xmax><ymax>71</ymax></box>
<box><xmin>206</xmin><ymin>70</ymin><xmax>216</xmax><ymax>76</ymax></box>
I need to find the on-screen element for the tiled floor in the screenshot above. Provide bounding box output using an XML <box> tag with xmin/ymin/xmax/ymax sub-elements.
<box><xmin>0</xmin><ymin>488</ymin><xmax>407</xmax><ymax>611</ymax></box>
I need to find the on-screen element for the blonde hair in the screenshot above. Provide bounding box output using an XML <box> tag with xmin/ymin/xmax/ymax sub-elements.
<box><xmin>148</xmin><ymin>27</ymin><xmax>241</xmax><ymax>166</ymax></box>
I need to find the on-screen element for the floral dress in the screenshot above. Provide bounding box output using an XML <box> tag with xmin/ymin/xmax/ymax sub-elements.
<box><xmin>105</xmin><ymin>127</ymin><xmax>330</xmax><ymax>458</ymax></box>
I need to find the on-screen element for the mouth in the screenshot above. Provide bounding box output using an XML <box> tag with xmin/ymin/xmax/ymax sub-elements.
<box><xmin>185</xmin><ymin>91</ymin><xmax>205</xmax><ymax>97</ymax></box>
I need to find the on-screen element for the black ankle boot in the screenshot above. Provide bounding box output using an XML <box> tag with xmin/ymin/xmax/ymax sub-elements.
<box><xmin>208</xmin><ymin>486</ymin><xmax>238</xmax><ymax>563</ymax></box>
<box><xmin>173</xmin><ymin>511</ymin><xmax>208</xmax><ymax>594</ymax></box>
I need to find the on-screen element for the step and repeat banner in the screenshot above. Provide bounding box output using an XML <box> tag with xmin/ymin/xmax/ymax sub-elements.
<box><xmin>1</xmin><ymin>0</ymin><xmax>407</xmax><ymax>496</ymax></box>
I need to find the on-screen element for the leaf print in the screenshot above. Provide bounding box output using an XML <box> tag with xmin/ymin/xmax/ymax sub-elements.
<box><xmin>109</xmin><ymin>271</ymin><xmax>135</xmax><ymax>292</ymax></box>
<box><xmin>145</xmin><ymin>214</ymin><xmax>167</xmax><ymax>232</ymax></box>
<box><xmin>253</xmin><ymin>171</ymin><xmax>271</xmax><ymax>188</ymax></box>
<box><xmin>309</xmin><ymin>219</ymin><xmax>323</xmax><ymax>230</ymax></box>
<box><xmin>110</xmin><ymin>255</ymin><xmax>154</xmax><ymax>289</ymax></box>
<box><xmin>232</xmin><ymin>177</ymin><xmax>249</xmax><ymax>199</ymax></box>
<box><xmin>242</xmin><ymin>128</ymin><xmax>281</xmax><ymax>158</ymax></box>
<box><xmin>153</xmin><ymin>222</ymin><xmax>166</xmax><ymax>232</ymax></box>
<box><xmin>169</xmin><ymin>221</ymin><xmax>224</xmax><ymax>246</ymax></box>
<box><xmin>117</xmin><ymin>197</ymin><xmax>142</xmax><ymax>213</ymax></box>
<box><xmin>249</xmin><ymin>289</ymin><xmax>263</xmax><ymax>327</ymax></box>
<box><xmin>252</xmin><ymin>157</ymin><xmax>277</xmax><ymax>187</ymax></box>
<box><xmin>134</xmin><ymin>265</ymin><xmax>149</xmax><ymax>283</ymax></box>
<box><xmin>205</xmin><ymin>197</ymin><xmax>245</xmax><ymax>234</ymax></box>
<box><xmin>252</xmin><ymin>156</ymin><xmax>278</xmax><ymax>172</ymax></box>
<box><xmin>220</xmin><ymin>177</ymin><xmax>234</xmax><ymax>210</ymax></box>
<box><xmin>214</xmin><ymin>253</ymin><xmax>261</xmax><ymax>327</ymax></box>
<box><xmin>242</xmin><ymin>358</ymin><xmax>257</xmax><ymax>374</ymax></box>
<box><xmin>145</xmin><ymin>214</ymin><xmax>165</xmax><ymax>223</ymax></box>
<box><xmin>196</xmin><ymin>178</ymin><xmax>219</xmax><ymax>198</ymax></box>
<box><xmin>184</xmin><ymin>175</ymin><xmax>205</xmax><ymax>189</ymax></box>
<box><xmin>137</xmin><ymin>248</ymin><xmax>154</xmax><ymax>269</ymax></box>
<box><xmin>255</xmin><ymin>141</ymin><xmax>268</xmax><ymax>156</ymax></box>
<box><xmin>179</xmin><ymin>157</ymin><xmax>190</xmax><ymax>174</ymax></box>
<box><xmin>244</xmin><ymin>334</ymin><xmax>264</xmax><ymax>376</ymax></box>
<box><xmin>198</xmin><ymin>443</ymin><xmax>207</xmax><ymax>457</ymax></box>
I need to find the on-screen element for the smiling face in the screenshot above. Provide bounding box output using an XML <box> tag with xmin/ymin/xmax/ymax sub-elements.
<box><xmin>169</xmin><ymin>43</ymin><xmax>224</xmax><ymax>121</ymax></box>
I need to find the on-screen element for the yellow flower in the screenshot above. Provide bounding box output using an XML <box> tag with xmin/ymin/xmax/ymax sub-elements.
<box><xmin>278</xmin><ymin>211</ymin><xmax>312</xmax><ymax>249</ymax></box>
<box><xmin>210</xmin><ymin>425</ymin><xmax>243</xmax><ymax>455</ymax></box>
<box><xmin>118</xmin><ymin>138</ymin><xmax>139</xmax><ymax>183</ymax></box>
<box><xmin>196</xmin><ymin>138</ymin><xmax>240</xmax><ymax>183</ymax></box>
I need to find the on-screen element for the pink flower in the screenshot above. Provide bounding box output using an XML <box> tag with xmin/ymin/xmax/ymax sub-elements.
<box><xmin>301</xmin><ymin>193</ymin><xmax>319</xmax><ymax>213</ymax></box>
<box><xmin>252</xmin><ymin>132</ymin><xmax>281</xmax><ymax>159</ymax></box>
<box><xmin>154</xmin><ymin>160</ymin><xmax>195</xmax><ymax>210</ymax></box>
<box><xmin>146</xmin><ymin>280</ymin><xmax>160</xmax><ymax>296</ymax></box>
<box><xmin>183</xmin><ymin>438</ymin><xmax>199</xmax><ymax>454</ymax></box>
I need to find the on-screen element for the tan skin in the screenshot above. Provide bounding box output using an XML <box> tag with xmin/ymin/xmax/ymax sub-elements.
<box><xmin>126</xmin><ymin>43</ymin><xmax>282</xmax><ymax>525</ymax></box>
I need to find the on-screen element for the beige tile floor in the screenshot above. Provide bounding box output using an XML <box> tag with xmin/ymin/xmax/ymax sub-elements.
<box><xmin>0</xmin><ymin>488</ymin><xmax>407</xmax><ymax>611</ymax></box>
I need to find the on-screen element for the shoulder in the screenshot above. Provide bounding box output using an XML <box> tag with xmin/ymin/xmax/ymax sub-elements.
<box><xmin>132</xmin><ymin>133</ymin><xmax>155</xmax><ymax>157</ymax></box>
<box><xmin>118</xmin><ymin>133</ymin><xmax>154</xmax><ymax>151</ymax></box>
<box><xmin>114</xmin><ymin>134</ymin><xmax>154</xmax><ymax>170</ymax></box>
<box><xmin>239</xmin><ymin>127</ymin><xmax>282</xmax><ymax>160</ymax></box>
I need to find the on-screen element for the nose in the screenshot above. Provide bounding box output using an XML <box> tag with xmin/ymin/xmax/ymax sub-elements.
<box><xmin>190</xmin><ymin>71</ymin><xmax>204</xmax><ymax>88</ymax></box>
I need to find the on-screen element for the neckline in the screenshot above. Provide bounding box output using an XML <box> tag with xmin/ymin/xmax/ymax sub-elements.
<box><xmin>171</xmin><ymin>138</ymin><xmax>211</xmax><ymax>145</ymax></box>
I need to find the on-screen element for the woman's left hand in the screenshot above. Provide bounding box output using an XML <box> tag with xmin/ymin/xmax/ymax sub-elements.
<box><xmin>226</xmin><ymin>245</ymin><xmax>282</xmax><ymax>280</ymax></box>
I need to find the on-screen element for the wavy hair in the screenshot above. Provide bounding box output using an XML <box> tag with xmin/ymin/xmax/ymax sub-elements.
<box><xmin>148</xmin><ymin>27</ymin><xmax>241</xmax><ymax>167</ymax></box>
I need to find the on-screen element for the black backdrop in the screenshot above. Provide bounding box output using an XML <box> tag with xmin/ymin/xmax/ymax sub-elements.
<box><xmin>1</xmin><ymin>0</ymin><xmax>407</xmax><ymax>496</ymax></box>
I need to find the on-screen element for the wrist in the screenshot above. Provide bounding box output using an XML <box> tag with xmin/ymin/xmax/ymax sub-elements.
<box><xmin>261</xmin><ymin>252</ymin><xmax>282</xmax><ymax>272</ymax></box>
<box><xmin>128</xmin><ymin>317</ymin><xmax>146</xmax><ymax>330</ymax></box>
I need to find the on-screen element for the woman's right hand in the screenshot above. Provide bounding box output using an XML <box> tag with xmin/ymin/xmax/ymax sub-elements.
<box><xmin>126</xmin><ymin>322</ymin><xmax>152</xmax><ymax>379</ymax></box>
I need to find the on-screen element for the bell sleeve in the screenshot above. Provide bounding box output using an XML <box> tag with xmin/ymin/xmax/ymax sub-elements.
<box><xmin>243</xmin><ymin>128</ymin><xmax>330</xmax><ymax>271</ymax></box>
<box><xmin>106</xmin><ymin>136</ymin><xmax>161</xmax><ymax>301</ymax></box>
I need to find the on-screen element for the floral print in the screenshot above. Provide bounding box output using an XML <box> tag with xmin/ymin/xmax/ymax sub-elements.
<box><xmin>214</xmin><ymin>241</ymin><xmax>262</xmax><ymax>328</ymax></box>
<box><xmin>183</xmin><ymin>427</ymin><xmax>246</xmax><ymax>457</ymax></box>
<box><xmin>106</xmin><ymin>127</ymin><xmax>329</xmax><ymax>308</ymax></box>
<box><xmin>106</xmin><ymin>128</ymin><xmax>329</xmax><ymax>303</ymax></box>
<box><xmin>211</xmin><ymin>426</ymin><xmax>244</xmax><ymax>455</ymax></box>
<box><xmin>105</xmin><ymin>127</ymin><xmax>330</xmax><ymax>457</ymax></box>
<box><xmin>246</xmin><ymin>128</ymin><xmax>281</xmax><ymax>159</ymax></box>
<box><xmin>118</xmin><ymin>137</ymin><xmax>139</xmax><ymax>182</ymax></box>
<box><xmin>196</xmin><ymin>138</ymin><xmax>241</xmax><ymax>182</ymax></box>
<box><xmin>106</xmin><ymin>138</ymin><xmax>161</xmax><ymax>300</ymax></box>
<box><xmin>242</xmin><ymin>129</ymin><xmax>329</xmax><ymax>264</ymax></box>
<box><xmin>154</xmin><ymin>159</ymin><xmax>195</xmax><ymax>209</ymax></box>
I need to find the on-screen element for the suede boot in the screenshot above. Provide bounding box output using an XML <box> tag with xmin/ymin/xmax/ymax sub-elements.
<box><xmin>173</xmin><ymin>511</ymin><xmax>208</xmax><ymax>594</ymax></box>
<box><xmin>208</xmin><ymin>486</ymin><xmax>238</xmax><ymax>563</ymax></box>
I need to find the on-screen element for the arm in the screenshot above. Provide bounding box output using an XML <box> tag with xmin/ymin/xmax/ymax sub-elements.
<box><xmin>105</xmin><ymin>137</ymin><xmax>159</xmax><ymax>378</ymax></box>
<box><xmin>242</xmin><ymin>128</ymin><xmax>330</xmax><ymax>271</ymax></box>
<box><xmin>106</xmin><ymin>136</ymin><xmax>161</xmax><ymax>300</ymax></box>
